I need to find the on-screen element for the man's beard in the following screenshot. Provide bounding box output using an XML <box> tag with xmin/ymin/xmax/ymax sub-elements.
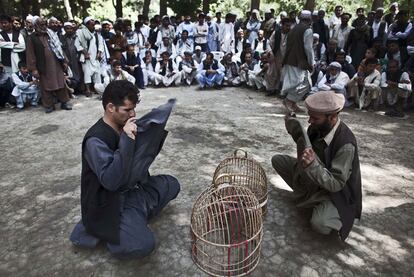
<box><xmin>312</xmin><ymin>119</ymin><xmax>332</xmax><ymax>137</ymax></box>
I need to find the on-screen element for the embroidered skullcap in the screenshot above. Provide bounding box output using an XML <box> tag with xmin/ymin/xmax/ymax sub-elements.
<box><xmin>328</xmin><ymin>61</ymin><xmax>342</xmax><ymax>70</ymax></box>
<box><xmin>305</xmin><ymin>91</ymin><xmax>345</xmax><ymax>114</ymax></box>
<box><xmin>83</xmin><ymin>16</ymin><xmax>94</xmax><ymax>25</ymax></box>
<box><xmin>300</xmin><ymin>10</ymin><xmax>312</xmax><ymax>19</ymax></box>
<box><xmin>195</xmin><ymin>45</ymin><xmax>202</xmax><ymax>51</ymax></box>
<box><xmin>63</xmin><ymin>22</ymin><xmax>73</xmax><ymax>27</ymax></box>
<box><xmin>313</xmin><ymin>33</ymin><xmax>320</xmax><ymax>39</ymax></box>
<box><xmin>102</xmin><ymin>20</ymin><xmax>111</xmax><ymax>25</ymax></box>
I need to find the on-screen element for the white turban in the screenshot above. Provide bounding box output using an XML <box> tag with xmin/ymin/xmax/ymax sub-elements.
<box><xmin>328</xmin><ymin>61</ymin><xmax>342</xmax><ymax>70</ymax></box>
<box><xmin>63</xmin><ymin>22</ymin><xmax>73</xmax><ymax>27</ymax></box>
<box><xmin>26</xmin><ymin>14</ymin><xmax>34</xmax><ymax>22</ymax></box>
<box><xmin>32</xmin><ymin>16</ymin><xmax>40</xmax><ymax>24</ymax></box>
<box><xmin>83</xmin><ymin>16</ymin><xmax>94</xmax><ymax>25</ymax></box>
<box><xmin>300</xmin><ymin>10</ymin><xmax>312</xmax><ymax>19</ymax></box>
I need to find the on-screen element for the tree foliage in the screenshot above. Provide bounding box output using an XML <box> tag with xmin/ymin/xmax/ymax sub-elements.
<box><xmin>0</xmin><ymin>0</ymin><xmax>413</xmax><ymax>22</ymax></box>
<box><xmin>168</xmin><ymin>0</ymin><xmax>202</xmax><ymax>17</ymax></box>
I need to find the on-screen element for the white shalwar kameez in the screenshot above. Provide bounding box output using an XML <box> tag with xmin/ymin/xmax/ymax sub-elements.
<box><xmin>281</xmin><ymin>28</ymin><xmax>314</xmax><ymax>103</ymax></box>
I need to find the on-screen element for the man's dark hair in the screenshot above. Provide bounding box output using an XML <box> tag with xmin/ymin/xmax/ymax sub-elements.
<box><xmin>206</xmin><ymin>52</ymin><xmax>214</xmax><ymax>60</ymax></box>
<box><xmin>18</xmin><ymin>61</ymin><xmax>27</xmax><ymax>68</ymax></box>
<box><xmin>365</xmin><ymin>57</ymin><xmax>378</xmax><ymax>65</ymax></box>
<box><xmin>0</xmin><ymin>15</ymin><xmax>12</xmax><ymax>22</ymax></box>
<box><xmin>367</xmin><ymin>47</ymin><xmax>378</xmax><ymax>55</ymax></box>
<box><xmin>102</xmin><ymin>80</ymin><xmax>139</xmax><ymax>110</ymax></box>
<box><xmin>280</xmin><ymin>17</ymin><xmax>292</xmax><ymax>25</ymax></box>
<box><xmin>111</xmin><ymin>59</ymin><xmax>122</xmax><ymax>67</ymax></box>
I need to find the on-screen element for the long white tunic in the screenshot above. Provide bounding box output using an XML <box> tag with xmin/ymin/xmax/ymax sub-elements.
<box><xmin>75</xmin><ymin>27</ymin><xmax>105</xmax><ymax>83</ymax></box>
<box><xmin>219</xmin><ymin>23</ymin><xmax>235</xmax><ymax>53</ymax></box>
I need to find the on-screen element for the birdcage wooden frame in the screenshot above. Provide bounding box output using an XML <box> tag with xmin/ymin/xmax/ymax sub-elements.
<box><xmin>191</xmin><ymin>183</ymin><xmax>263</xmax><ymax>277</ymax></box>
<box><xmin>213</xmin><ymin>149</ymin><xmax>268</xmax><ymax>215</ymax></box>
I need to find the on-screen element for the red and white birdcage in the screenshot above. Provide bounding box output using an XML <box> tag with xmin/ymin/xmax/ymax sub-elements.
<box><xmin>191</xmin><ymin>183</ymin><xmax>263</xmax><ymax>276</ymax></box>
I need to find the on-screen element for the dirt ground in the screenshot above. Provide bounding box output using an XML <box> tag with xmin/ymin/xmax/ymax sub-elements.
<box><xmin>0</xmin><ymin>86</ymin><xmax>413</xmax><ymax>277</ymax></box>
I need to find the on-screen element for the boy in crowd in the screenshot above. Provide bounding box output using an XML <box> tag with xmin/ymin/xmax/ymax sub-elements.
<box><xmin>381</xmin><ymin>59</ymin><xmax>412</xmax><ymax>118</ymax></box>
<box><xmin>348</xmin><ymin>58</ymin><xmax>382</xmax><ymax>110</ymax></box>
<box><xmin>178</xmin><ymin>51</ymin><xmax>198</xmax><ymax>85</ymax></box>
<box><xmin>11</xmin><ymin>61</ymin><xmax>39</xmax><ymax>110</ymax></box>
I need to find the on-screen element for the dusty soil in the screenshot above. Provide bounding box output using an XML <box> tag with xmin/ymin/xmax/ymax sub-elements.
<box><xmin>0</xmin><ymin>86</ymin><xmax>413</xmax><ymax>277</ymax></box>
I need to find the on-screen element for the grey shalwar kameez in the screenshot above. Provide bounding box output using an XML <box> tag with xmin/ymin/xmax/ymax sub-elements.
<box><xmin>70</xmin><ymin>99</ymin><xmax>180</xmax><ymax>259</ymax></box>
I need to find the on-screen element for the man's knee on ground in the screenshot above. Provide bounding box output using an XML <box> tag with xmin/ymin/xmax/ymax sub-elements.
<box><xmin>310</xmin><ymin>215</ymin><xmax>333</xmax><ymax>235</ymax></box>
<box><xmin>166</xmin><ymin>175</ymin><xmax>181</xmax><ymax>200</ymax></box>
<box><xmin>271</xmin><ymin>154</ymin><xmax>285</xmax><ymax>172</ymax></box>
<box><xmin>109</xmin><ymin>232</ymin><xmax>156</xmax><ymax>260</ymax></box>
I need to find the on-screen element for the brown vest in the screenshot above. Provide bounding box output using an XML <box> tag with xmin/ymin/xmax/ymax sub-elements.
<box><xmin>283</xmin><ymin>23</ymin><xmax>311</xmax><ymax>70</ymax></box>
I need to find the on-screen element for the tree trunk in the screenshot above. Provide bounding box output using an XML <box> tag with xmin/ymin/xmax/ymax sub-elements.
<box><xmin>32</xmin><ymin>0</ymin><xmax>40</xmax><ymax>15</ymax></box>
<box><xmin>21</xmin><ymin>0</ymin><xmax>30</xmax><ymax>17</ymax></box>
<box><xmin>304</xmin><ymin>0</ymin><xmax>316</xmax><ymax>11</ymax></box>
<box><xmin>113</xmin><ymin>0</ymin><xmax>123</xmax><ymax>18</ymax></box>
<box><xmin>203</xmin><ymin>0</ymin><xmax>209</xmax><ymax>14</ymax></box>
<box><xmin>142</xmin><ymin>0</ymin><xmax>151</xmax><ymax>17</ymax></box>
<box><xmin>63</xmin><ymin>0</ymin><xmax>74</xmax><ymax>20</ymax></box>
<box><xmin>371</xmin><ymin>0</ymin><xmax>384</xmax><ymax>11</ymax></box>
<box><xmin>160</xmin><ymin>0</ymin><xmax>167</xmax><ymax>16</ymax></box>
<box><xmin>251</xmin><ymin>0</ymin><xmax>259</xmax><ymax>10</ymax></box>
<box><xmin>77</xmin><ymin>0</ymin><xmax>89</xmax><ymax>18</ymax></box>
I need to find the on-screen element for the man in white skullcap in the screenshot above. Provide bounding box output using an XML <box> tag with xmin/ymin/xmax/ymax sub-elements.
<box><xmin>20</xmin><ymin>14</ymin><xmax>35</xmax><ymax>41</ymax></box>
<box><xmin>317</xmin><ymin>61</ymin><xmax>350</xmax><ymax>97</ymax></box>
<box><xmin>281</xmin><ymin>10</ymin><xmax>314</xmax><ymax>113</ymax></box>
<box><xmin>384</xmin><ymin>2</ymin><xmax>399</xmax><ymax>26</ymax></box>
<box><xmin>74</xmin><ymin>16</ymin><xmax>104</xmax><ymax>96</ymax></box>
<box><xmin>272</xmin><ymin>91</ymin><xmax>362</xmax><ymax>241</ymax></box>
